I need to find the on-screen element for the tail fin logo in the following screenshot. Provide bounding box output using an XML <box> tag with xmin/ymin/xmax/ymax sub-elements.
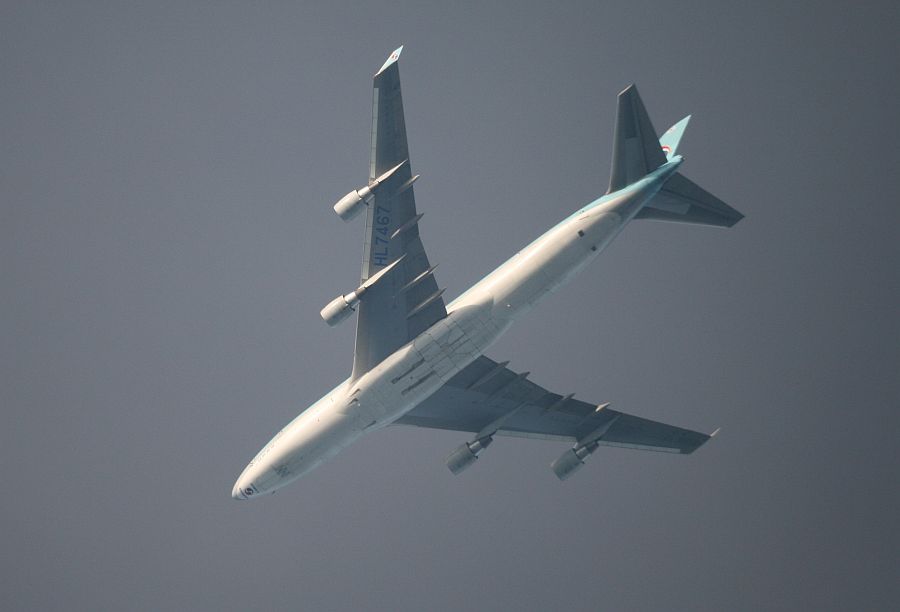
<box><xmin>661</xmin><ymin>144</ymin><xmax>672</xmax><ymax>155</ymax></box>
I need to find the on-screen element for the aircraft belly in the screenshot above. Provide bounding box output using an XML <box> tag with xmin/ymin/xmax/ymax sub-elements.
<box><xmin>242</xmin><ymin>208</ymin><xmax>631</xmax><ymax>495</ymax></box>
<box><xmin>357</xmin><ymin>301</ymin><xmax>500</xmax><ymax>429</ymax></box>
<box><xmin>247</xmin><ymin>307</ymin><xmax>492</xmax><ymax>490</ymax></box>
<box><xmin>477</xmin><ymin>211</ymin><xmax>625</xmax><ymax>317</ymax></box>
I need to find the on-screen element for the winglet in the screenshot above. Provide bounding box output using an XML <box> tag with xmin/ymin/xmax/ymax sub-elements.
<box><xmin>375</xmin><ymin>45</ymin><xmax>404</xmax><ymax>77</ymax></box>
<box><xmin>709</xmin><ymin>427</ymin><xmax>721</xmax><ymax>438</ymax></box>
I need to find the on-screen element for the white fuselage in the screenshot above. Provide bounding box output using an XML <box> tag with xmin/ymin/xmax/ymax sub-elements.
<box><xmin>231</xmin><ymin>160</ymin><xmax>682</xmax><ymax>500</ymax></box>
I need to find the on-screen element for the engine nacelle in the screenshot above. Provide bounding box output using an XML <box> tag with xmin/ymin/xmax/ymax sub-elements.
<box><xmin>332</xmin><ymin>161</ymin><xmax>407</xmax><ymax>222</ymax></box>
<box><xmin>319</xmin><ymin>254</ymin><xmax>406</xmax><ymax>327</ymax></box>
<box><xmin>333</xmin><ymin>185</ymin><xmax>373</xmax><ymax>222</ymax></box>
<box><xmin>550</xmin><ymin>444</ymin><xmax>596</xmax><ymax>481</ymax></box>
<box><xmin>446</xmin><ymin>436</ymin><xmax>493</xmax><ymax>475</ymax></box>
<box><xmin>320</xmin><ymin>291</ymin><xmax>361</xmax><ymax>327</ymax></box>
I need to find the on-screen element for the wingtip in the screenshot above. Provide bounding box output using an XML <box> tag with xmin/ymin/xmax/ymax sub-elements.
<box><xmin>710</xmin><ymin>427</ymin><xmax>721</xmax><ymax>438</ymax></box>
<box><xmin>619</xmin><ymin>83</ymin><xmax>638</xmax><ymax>97</ymax></box>
<box><xmin>375</xmin><ymin>45</ymin><xmax>404</xmax><ymax>77</ymax></box>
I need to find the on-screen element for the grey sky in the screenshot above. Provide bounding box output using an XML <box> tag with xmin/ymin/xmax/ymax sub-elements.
<box><xmin>2</xmin><ymin>2</ymin><xmax>898</xmax><ymax>610</ymax></box>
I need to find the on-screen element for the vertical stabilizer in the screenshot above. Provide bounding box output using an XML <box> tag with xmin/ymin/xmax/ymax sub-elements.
<box><xmin>607</xmin><ymin>85</ymin><xmax>668</xmax><ymax>194</ymax></box>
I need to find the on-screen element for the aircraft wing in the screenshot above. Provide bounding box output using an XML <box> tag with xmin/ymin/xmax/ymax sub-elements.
<box><xmin>352</xmin><ymin>47</ymin><xmax>447</xmax><ymax>380</ymax></box>
<box><xmin>395</xmin><ymin>355</ymin><xmax>712</xmax><ymax>453</ymax></box>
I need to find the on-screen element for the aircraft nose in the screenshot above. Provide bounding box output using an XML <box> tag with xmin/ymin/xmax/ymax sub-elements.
<box><xmin>231</xmin><ymin>483</ymin><xmax>249</xmax><ymax>501</ymax></box>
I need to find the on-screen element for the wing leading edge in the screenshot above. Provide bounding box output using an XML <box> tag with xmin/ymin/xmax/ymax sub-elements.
<box><xmin>351</xmin><ymin>47</ymin><xmax>448</xmax><ymax>381</ymax></box>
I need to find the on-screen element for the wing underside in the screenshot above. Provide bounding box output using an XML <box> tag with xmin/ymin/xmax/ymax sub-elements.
<box><xmin>351</xmin><ymin>48</ymin><xmax>447</xmax><ymax>380</ymax></box>
<box><xmin>395</xmin><ymin>356</ymin><xmax>711</xmax><ymax>453</ymax></box>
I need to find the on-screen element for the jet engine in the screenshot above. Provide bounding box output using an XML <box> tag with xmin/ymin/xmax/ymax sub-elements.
<box><xmin>333</xmin><ymin>186</ymin><xmax>373</xmax><ymax>222</ymax></box>
<box><xmin>320</xmin><ymin>291</ymin><xmax>363</xmax><ymax>327</ymax></box>
<box><xmin>446</xmin><ymin>436</ymin><xmax>493</xmax><ymax>475</ymax></box>
<box><xmin>320</xmin><ymin>255</ymin><xmax>406</xmax><ymax>326</ymax></box>
<box><xmin>550</xmin><ymin>442</ymin><xmax>598</xmax><ymax>481</ymax></box>
<box><xmin>551</xmin><ymin>406</ymin><xmax>617</xmax><ymax>480</ymax></box>
<box><xmin>332</xmin><ymin>161</ymin><xmax>406</xmax><ymax>222</ymax></box>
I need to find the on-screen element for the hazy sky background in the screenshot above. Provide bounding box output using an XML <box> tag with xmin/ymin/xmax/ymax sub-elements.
<box><xmin>2</xmin><ymin>2</ymin><xmax>898</xmax><ymax>610</ymax></box>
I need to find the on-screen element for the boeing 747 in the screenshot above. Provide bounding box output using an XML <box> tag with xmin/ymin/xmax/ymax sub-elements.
<box><xmin>232</xmin><ymin>47</ymin><xmax>742</xmax><ymax>500</ymax></box>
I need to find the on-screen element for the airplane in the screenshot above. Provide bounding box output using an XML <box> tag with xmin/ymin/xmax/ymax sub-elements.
<box><xmin>231</xmin><ymin>47</ymin><xmax>742</xmax><ymax>500</ymax></box>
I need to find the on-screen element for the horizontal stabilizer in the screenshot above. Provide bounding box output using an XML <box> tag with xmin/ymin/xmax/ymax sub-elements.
<box><xmin>637</xmin><ymin>172</ymin><xmax>744</xmax><ymax>227</ymax></box>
